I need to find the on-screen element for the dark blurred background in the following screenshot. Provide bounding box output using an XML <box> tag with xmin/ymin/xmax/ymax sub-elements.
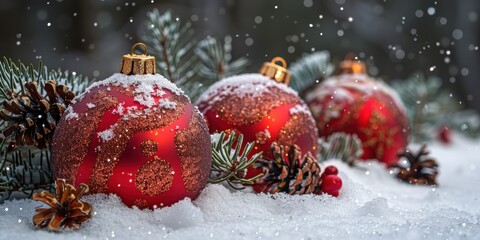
<box><xmin>0</xmin><ymin>0</ymin><xmax>478</xmax><ymax>112</ymax></box>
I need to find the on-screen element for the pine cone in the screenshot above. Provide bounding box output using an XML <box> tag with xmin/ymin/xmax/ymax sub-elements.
<box><xmin>255</xmin><ymin>142</ymin><xmax>321</xmax><ymax>194</ymax></box>
<box><xmin>0</xmin><ymin>80</ymin><xmax>75</xmax><ymax>149</ymax></box>
<box><xmin>392</xmin><ymin>145</ymin><xmax>439</xmax><ymax>186</ymax></box>
<box><xmin>32</xmin><ymin>179</ymin><xmax>92</xmax><ymax>231</ymax></box>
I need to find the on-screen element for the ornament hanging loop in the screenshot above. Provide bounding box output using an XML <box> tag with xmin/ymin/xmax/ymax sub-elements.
<box><xmin>131</xmin><ymin>42</ymin><xmax>148</xmax><ymax>56</ymax></box>
<box><xmin>120</xmin><ymin>42</ymin><xmax>156</xmax><ymax>75</ymax></box>
<box><xmin>271</xmin><ymin>57</ymin><xmax>287</xmax><ymax>68</ymax></box>
<box><xmin>337</xmin><ymin>53</ymin><xmax>367</xmax><ymax>75</ymax></box>
<box><xmin>259</xmin><ymin>56</ymin><xmax>291</xmax><ymax>85</ymax></box>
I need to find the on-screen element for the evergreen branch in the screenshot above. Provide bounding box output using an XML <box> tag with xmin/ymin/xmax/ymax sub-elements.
<box><xmin>0</xmin><ymin>146</ymin><xmax>54</xmax><ymax>203</ymax></box>
<box><xmin>0</xmin><ymin>57</ymin><xmax>89</xmax><ymax>101</ymax></box>
<box><xmin>392</xmin><ymin>73</ymin><xmax>461</xmax><ymax>142</ymax></box>
<box><xmin>446</xmin><ymin>110</ymin><xmax>480</xmax><ymax>138</ymax></box>
<box><xmin>0</xmin><ymin>59</ymin><xmax>83</xmax><ymax>149</ymax></box>
<box><xmin>142</xmin><ymin>9</ymin><xmax>197</xmax><ymax>85</ymax></box>
<box><xmin>190</xmin><ymin>36</ymin><xmax>249</xmax><ymax>101</ymax></box>
<box><xmin>195</xmin><ymin>36</ymin><xmax>249</xmax><ymax>82</ymax></box>
<box><xmin>142</xmin><ymin>10</ymin><xmax>250</xmax><ymax>102</ymax></box>
<box><xmin>289</xmin><ymin>51</ymin><xmax>333</xmax><ymax>92</ymax></box>
<box><xmin>318</xmin><ymin>132</ymin><xmax>363</xmax><ymax>166</ymax></box>
<box><xmin>210</xmin><ymin>131</ymin><xmax>263</xmax><ymax>189</ymax></box>
<box><xmin>0</xmin><ymin>58</ymin><xmax>88</xmax><ymax>202</ymax></box>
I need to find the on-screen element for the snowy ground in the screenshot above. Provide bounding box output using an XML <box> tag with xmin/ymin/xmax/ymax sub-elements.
<box><xmin>1</xmin><ymin>135</ymin><xmax>479</xmax><ymax>240</ymax></box>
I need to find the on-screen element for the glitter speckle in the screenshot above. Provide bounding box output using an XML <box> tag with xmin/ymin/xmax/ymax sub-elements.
<box><xmin>277</xmin><ymin>113</ymin><xmax>318</xmax><ymax>154</ymax></box>
<box><xmin>140</xmin><ymin>139</ymin><xmax>158</xmax><ymax>157</ymax></box>
<box><xmin>197</xmin><ymin>74</ymin><xmax>301</xmax><ymax>126</ymax></box>
<box><xmin>175</xmin><ymin>112</ymin><xmax>212</xmax><ymax>194</ymax></box>
<box><xmin>255</xmin><ymin>129</ymin><xmax>271</xmax><ymax>145</ymax></box>
<box><xmin>135</xmin><ymin>157</ymin><xmax>174</xmax><ymax>196</ymax></box>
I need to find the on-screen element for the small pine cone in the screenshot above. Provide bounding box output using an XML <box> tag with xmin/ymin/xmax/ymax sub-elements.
<box><xmin>32</xmin><ymin>179</ymin><xmax>92</xmax><ymax>231</ymax></box>
<box><xmin>392</xmin><ymin>145</ymin><xmax>439</xmax><ymax>186</ymax></box>
<box><xmin>255</xmin><ymin>142</ymin><xmax>322</xmax><ymax>195</ymax></box>
<box><xmin>0</xmin><ymin>80</ymin><xmax>75</xmax><ymax>149</ymax></box>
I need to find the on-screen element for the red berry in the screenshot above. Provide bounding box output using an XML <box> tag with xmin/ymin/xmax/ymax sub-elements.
<box><xmin>438</xmin><ymin>125</ymin><xmax>452</xmax><ymax>145</ymax></box>
<box><xmin>329</xmin><ymin>191</ymin><xmax>339</xmax><ymax>197</ymax></box>
<box><xmin>321</xmin><ymin>175</ymin><xmax>342</xmax><ymax>197</ymax></box>
<box><xmin>323</xmin><ymin>166</ymin><xmax>339</xmax><ymax>176</ymax></box>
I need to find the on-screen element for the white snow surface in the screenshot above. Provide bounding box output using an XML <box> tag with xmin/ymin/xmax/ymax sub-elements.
<box><xmin>1</xmin><ymin>135</ymin><xmax>480</xmax><ymax>240</ymax></box>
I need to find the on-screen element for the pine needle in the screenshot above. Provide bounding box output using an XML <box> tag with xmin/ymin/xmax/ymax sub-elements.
<box><xmin>142</xmin><ymin>9</ymin><xmax>197</xmax><ymax>85</ymax></box>
<box><xmin>0</xmin><ymin>146</ymin><xmax>53</xmax><ymax>203</ymax></box>
<box><xmin>210</xmin><ymin>131</ymin><xmax>263</xmax><ymax>190</ymax></box>
<box><xmin>392</xmin><ymin>73</ymin><xmax>464</xmax><ymax>142</ymax></box>
<box><xmin>318</xmin><ymin>132</ymin><xmax>363</xmax><ymax>166</ymax></box>
<box><xmin>0</xmin><ymin>57</ymin><xmax>88</xmax><ymax>202</ymax></box>
<box><xmin>289</xmin><ymin>51</ymin><xmax>333</xmax><ymax>92</ymax></box>
<box><xmin>196</xmin><ymin>36</ymin><xmax>249</xmax><ymax>81</ymax></box>
<box><xmin>142</xmin><ymin>10</ymin><xmax>250</xmax><ymax>102</ymax></box>
<box><xmin>0</xmin><ymin>57</ymin><xmax>89</xmax><ymax>101</ymax></box>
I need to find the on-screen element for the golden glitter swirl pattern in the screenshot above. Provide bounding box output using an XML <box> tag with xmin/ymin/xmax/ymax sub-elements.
<box><xmin>174</xmin><ymin>111</ymin><xmax>212</xmax><ymax>194</ymax></box>
<box><xmin>141</xmin><ymin>139</ymin><xmax>158</xmax><ymax>157</ymax></box>
<box><xmin>51</xmin><ymin>91</ymin><xmax>119</xmax><ymax>185</ymax></box>
<box><xmin>205</xmin><ymin>85</ymin><xmax>301</xmax><ymax>126</ymax></box>
<box><xmin>135</xmin><ymin>157</ymin><xmax>174</xmax><ymax>196</ymax></box>
<box><xmin>52</xmin><ymin>78</ymin><xmax>190</xmax><ymax>194</ymax></box>
<box><xmin>276</xmin><ymin>112</ymin><xmax>318</xmax><ymax>155</ymax></box>
<box><xmin>89</xmin><ymin>90</ymin><xmax>188</xmax><ymax>193</ymax></box>
<box><xmin>133</xmin><ymin>199</ymin><xmax>148</xmax><ymax>209</ymax></box>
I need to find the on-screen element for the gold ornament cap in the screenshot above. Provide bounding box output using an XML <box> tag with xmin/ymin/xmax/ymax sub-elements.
<box><xmin>259</xmin><ymin>57</ymin><xmax>291</xmax><ymax>85</ymax></box>
<box><xmin>120</xmin><ymin>42</ymin><xmax>156</xmax><ymax>75</ymax></box>
<box><xmin>337</xmin><ymin>53</ymin><xmax>367</xmax><ymax>75</ymax></box>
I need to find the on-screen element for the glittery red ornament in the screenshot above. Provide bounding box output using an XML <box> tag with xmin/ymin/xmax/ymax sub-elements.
<box><xmin>305</xmin><ymin>60</ymin><xmax>409</xmax><ymax>166</ymax></box>
<box><xmin>51</xmin><ymin>44</ymin><xmax>211</xmax><ymax>209</ymax></box>
<box><xmin>196</xmin><ymin>57</ymin><xmax>318</xmax><ymax>191</ymax></box>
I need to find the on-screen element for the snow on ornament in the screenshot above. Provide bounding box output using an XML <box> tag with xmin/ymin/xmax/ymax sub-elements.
<box><xmin>51</xmin><ymin>43</ymin><xmax>212</xmax><ymax>209</ymax></box>
<box><xmin>196</xmin><ymin>57</ymin><xmax>319</xmax><ymax>192</ymax></box>
<box><xmin>305</xmin><ymin>58</ymin><xmax>409</xmax><ymax>166</ymax></box>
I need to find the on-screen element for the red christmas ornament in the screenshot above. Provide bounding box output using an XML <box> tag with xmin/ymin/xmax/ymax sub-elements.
<box><xmin>196</xmin><ymin>57</ymin><xmax>319</xmax><ymax>191</ymax></box>
<box><xmin>51</xmin><ymin>43</ymin><xmax>211</xmax><ymax>209</ymax></box>
<box><xmin>305</xmin><ymin>59</ymin><xmax>409</xmax><ymax>166</ymax></box>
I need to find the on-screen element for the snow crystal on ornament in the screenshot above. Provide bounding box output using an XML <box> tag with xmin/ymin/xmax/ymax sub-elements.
<box><xmin>310</xmin><ymin>74</ymin><xmax>406</xmax><ymax>112</ymax></box>
<box><xmin>289</xmin><ymin>104</ymin><xmax>312</xmax><ymax>116</ymax></box>
<box><xmin>159</xmin><ymin>98</ymin><xmax>177</xmax><ymax>110</ymax></box>
<box><xmin>112</xmin><ymin>103</ymin><xmax>125</xmax><ymax>115</ymax></box>
<box><xmin>125</xmin><ymin>106</ymin><xmax>139</xmax><ymax>119</ymax></box>
<box><xmin>196</xmin><ymin>74</ymin><xmax>299</xmax><ymax>112</ymax></box>
<box><xmin>98</xmin><ymin>126</ymin><xmax>116</xmax><ymax>142</ymax></box>
<box><xmin>289</xmin><ymin>104</ymin><xmax>316</xmax><ymax>126</ymax></box>
<box><xmin>79</xmin><ymin>73</ymin><xmax>184</xmax><ymax>105</ymax></box>
<box><xmin>64</xmin><ymin>107</ymin><xmax>79</xmax><ymax>120</ymax></box>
